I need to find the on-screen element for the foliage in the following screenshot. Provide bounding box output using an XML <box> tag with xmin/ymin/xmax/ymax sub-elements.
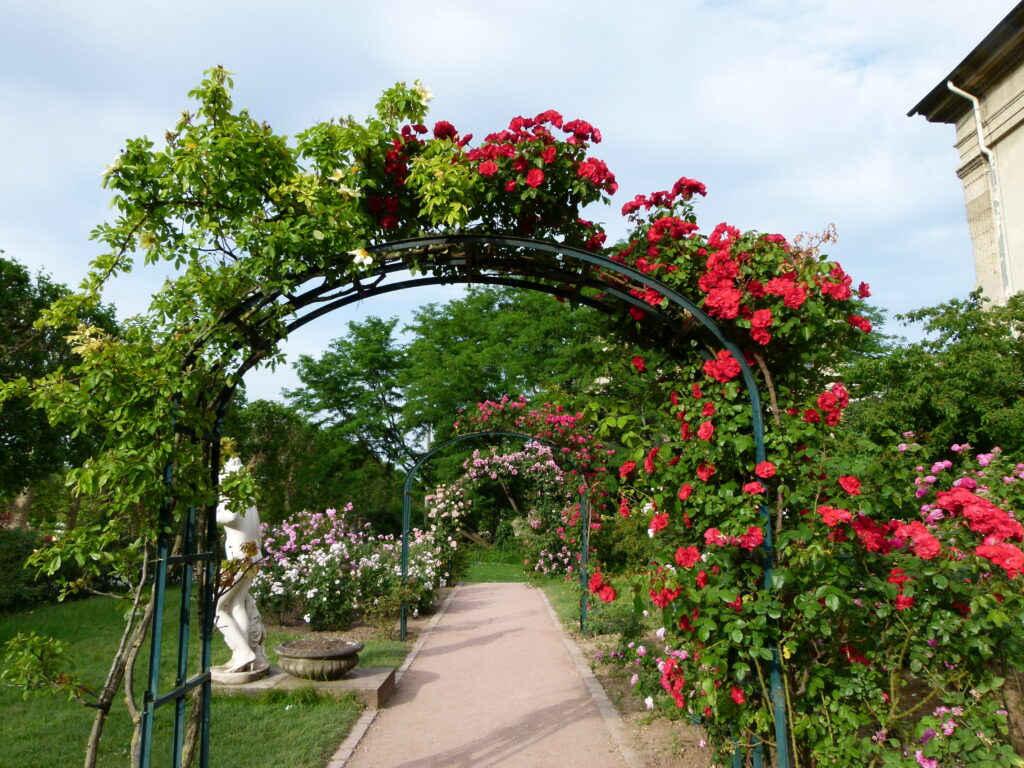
<box><xmin>401</xmin><ymin>286</ymin><xmax>612</xmax><ymax>445</ymax></box>
<box><xmin>844</xmin><ymin>291</ymin><xmax>1024</xmax><ymax>459</ymax></box>
<box><xmin>425</xmin><ymin>440</ymin><xmax>590</xmax><ymax>579</ymax></box>
<box><xmin>252</xmin><ymin>505</ymin><xmax>446</xmax><ymax>630</ymax></box>
<box><xmin>223</xmin><ymin>397</ymin><xmax>402</xmax><ymax>527</ymax></box>
<box><xmin>0</xmin><ymin>254</ymin><xmax>117</xmax><ymax>502</ymax></box>
<box><xmin>289</xmin><ymin>316</ymin><xmax>416</xmax><ymax>470</ymax></box>
<box><xmin>0</xmin><ymin>526</ymin><xmax>62</xmax><ymax>612</ymax></box>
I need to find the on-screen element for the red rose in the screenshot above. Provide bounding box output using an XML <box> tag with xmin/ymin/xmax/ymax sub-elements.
<box><xmin>478</xmin><ymin>160</ymin><xmax>499</xmax><ymax>177</ymax></box>
<box><xmin>751</xmin><ymin>308</ymin><xmax>772</xmax><ymax>328</ymax></box>
<box><xmin>738</xmin><ymin>525</ymin><xmax>764</xmax><ymax>550</ymax></box>
<box><xmin>619</xmin><ymin>461</ymin><xmax>637</xmax><ymax>480</ymax></box>
<box><xmin>675</xmin><ymin>546</ymin><xmax>700</xmax><ymax>568</ymax></box>
<box><xmin>618</xmin><ymin>498</ymin><xmax>630</xmax><ymax>518</ymax></box>
<box><xmin>598</xmin><ymin>584</ymin><xmax>617</xmax><ymax>603</ymax></box>
<box><xmin>541</xmin><ymin>145</ymin><xmax>556</xmax><ymax>163</ymax></box>
<box><xmin>697</xmin><ymin>462</ymin><xmax>716</xmax><ymax>482</ymax></box>
<box><xmin>838</xmin><ymin>475</ymin><xmax>861</xmax><ymax>495</ymax></box>
<box><xmin>894</xmin><ymin>594</ymin><xmax>914</xmax><ymax>611</ymax></box>
<box><xmin>432</xmin><ymin>120</ymin><xmax>458</xmax><ymax>140</ymax></box>
<box><xmin>847</xmin><ymin>314</ymin><xmax>872</xmax><ymax>333</ymax></box>
<box><xmin>504</xmin><ymin>180</ymin><xmax>517</xmax><ymax>192</ymax></box>
<box><xmin>525</xmin><ymin>168</ymin><xmax>545</xmax><ymax>188</ymax></box>
<box><xmin>702</xmin><ymin>350</ymin><xmax>741</xmax><ymax>383</ymax></box>
<box><xmin>755</xmin><ymin>461</ymin><xmax>776</xmax><ymax>479</ymax></box>
<box><xmin>678</xmin><ymin>483</ymin><xmax>694</xmax><ymax>501</ymax></box>
<box><xmin>649</xmin><ymin>513</ymin><xmax>669</xmax><ymax>533</ymax></box>
<box><xmin>730</xmin><ymin>686</ymin><xmax>746</xmax><ymax>705</ymax></box>
<box><xmin>817</xmin><ymin>505</ymin><xmax>853</xmax><ymax>527</ymax></box>
<box><xmin>742</xmin><ymin>481</ymin><xmax>765</xmax><ymax>495</ymax></box>
<box><xmin>697</xmin><ymin>421</ymin><xmax>715</xmax><ymax>441</ymax></box>
<box><xmin>631</xmin><ymin>355</ymin><xmax>646</xmax><ymax>372</ymax></box>
<box><xmin>696</xmin><ymin>570</ymin><xmax>708</xmax><ymax>589</ymax></box>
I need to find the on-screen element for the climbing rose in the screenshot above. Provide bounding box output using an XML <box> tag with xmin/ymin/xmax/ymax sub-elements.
<box><xmin>697</xmin><ymin>462</ymin><xmax>716</xmax><ymax>482</ymax></box>
<box><xmin>975</xmin><ymin>542</ymin><xmax>1024</xmax><ymax>578</ymax></box>
<box><xmin>818</xmin><ymin>505</ymin><xmax>853</xmax><ymax>527</ymax></box>
<box><xmin>697</xmin><ymin>421</ymin><xmax>715</xmax><ymax>441</ymax></box>
<box><xmin>704</xmin><ymin>527</ymin><xmax>728</xmax><ymax>546</ymax></box>
<box><xmin>730</xmin><ymin>686</ymin><xmax>746</xmax><ymax>705</ymax></box>
<box><xmin>597</xmin><ymin>584</ymin><xmax>617</xmax><ymax>603</ymax></box>
<box><xmin>742</xmin><ymin>481</ymin><xmax>765</xmax><ymax>495</ymax></box>
<box><xmin>649</xmin><ymin>513</ymin><xmax>669</xmax><ymax>534</ymax></box>
<box><xmin>838</xmin><ymin>475</ymin><xmax>862</xmax><ymax>496</ymax></box>
<box><xmin>702</xmin><ymin>350</ymin><xmax>741</xmax><ymax>383</ymax></box>
<box><xmin>894</xmin><ymin>594</ymin><xmax>915</xmax><ymax>611</ymax></box>
<box><xmin>478</xmin><ymin>160</ymin><xmax>498</xmax><ymax>177</ymax></box>
<box><xmin>525</xmin><ymin>168</ymin><xmax>545</xmax><ymax>188</ymax></box>
<box><xmin>755</xmin><ymin>461</ymin><xmax>776</xmax><ymax>479</ymax></box>
<box><xmin>432</xmin><ymin>120</ymin><xmax>457</xmax><ymax>140</ymax></box>
<box><xmin>619</xmin><ymin>461</ymin><xmax>637</xmax><ymax>480</ymax></box>
<box><xmin>738</xmin><ymin>526</ymin><xmax>764</xmax><ymax>550</ymax></box>
<box><xmin>631</xmin><ymin>355</ymin><xmax>646</xmax><ymax>372</ymax></box>
<box><xmin>678</xmin><ymin>483</ymin><xmax>694</xmax><ymax>501</ymax></box>
<box><xmin>847</xmin><ymin>314</ymin><xmax>872</xmax><ymax>333</ymax></box>
<box><xmin>676</xmin><ymin>546</ymin><xmax>701</xmax><ymax>568</ymax></box>
<box><xmin>619</xmin><ymin>498</ymin><xmax>630</xmax><ymax>518</ymax></box>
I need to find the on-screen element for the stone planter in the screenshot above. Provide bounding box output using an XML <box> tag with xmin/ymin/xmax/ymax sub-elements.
<box><xmin>275</xmin><ymin>637</ymin><xmax>364</xmax><ymax>681</ymax></box>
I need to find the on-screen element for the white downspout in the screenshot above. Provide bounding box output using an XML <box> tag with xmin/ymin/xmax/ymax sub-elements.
<box><xmin>947</xmin><ymin>80</ymin><xmax>1013</xmax><ymax>301</ymax></box>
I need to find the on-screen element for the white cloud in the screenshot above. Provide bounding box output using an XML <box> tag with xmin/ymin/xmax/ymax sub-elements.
<box><xmin>0</xmin><ymin>0</ymin><xmax>1015</xmax><ymax>395</ymax></box>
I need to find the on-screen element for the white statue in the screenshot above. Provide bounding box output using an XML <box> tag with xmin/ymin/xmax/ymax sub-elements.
<box><xmin>212</xmin><ymin>457</ymin><xmax>269</xmax><ymax>682</ymax></box>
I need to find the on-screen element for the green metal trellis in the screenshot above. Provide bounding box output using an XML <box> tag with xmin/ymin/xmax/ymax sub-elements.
<box><xmin>398</xmin><ymin>431</ymin><xmax>591</xmax><ymax>641</ymax></box>
<box><xmin>142</xmin><ymin>234</ymin><xmax>790</xmax><ymax>768</ymax></box>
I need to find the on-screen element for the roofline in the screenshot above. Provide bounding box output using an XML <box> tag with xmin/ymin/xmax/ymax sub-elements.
<box><xmin>909</xmin><ymin>2</ymin><xmax>1024</xmax><ymax>123</ymax></box>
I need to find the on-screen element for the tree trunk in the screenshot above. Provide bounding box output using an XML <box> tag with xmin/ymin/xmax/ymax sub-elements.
<box><xmin>66</xmin><ymin>492</ymin><xmax>82</xmax><ymax>531</ymax></box>
<box><xmin>9</xmin><ymin>487</ymin><xmax>34</xmax><ymax>528</ymax></box>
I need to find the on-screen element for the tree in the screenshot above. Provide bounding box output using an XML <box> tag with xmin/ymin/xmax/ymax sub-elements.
<box><xmin>0</xmin><ymin>254</ymin><xmax>117</xmax><ymax>525</ymax></box>
<box><xmin>844</xmin><ymin>291</ymin><xmax>1024</xmax><ymax>457</ymax></box>
<box><xmin>401</xmin><ymin>285</ymin><xmax>610</xmax><ymax>444</ymax></box>
<box><xmin>288</xmin><ymin>316</ymin><xmax>415</xmax><ymax>470</ymax></box>
<box><xmin>223</xmin><ymin>398</ymin><xmax>404</xmax><ymax>529</ymax></box>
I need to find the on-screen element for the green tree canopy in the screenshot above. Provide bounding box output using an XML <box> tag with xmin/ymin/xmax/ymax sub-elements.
<box><xmin>0</xmin><ymin>254</ymin><xmax>117</xmax><ymax>500</ymax></box>
<box><xmin>844</xmin><ymin>291</ymin><xmax>1024</xmax><ymax>457</ymax></box>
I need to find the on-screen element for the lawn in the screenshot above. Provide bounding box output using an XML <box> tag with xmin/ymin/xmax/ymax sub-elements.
<box><xmin>460</xmin><ymin>547</ymin><xmax>527</xmax><ymax>582</ymax></box>
<box><xmin>0</xmin><ymin>593</ymin><xmax>408</xmax><ymax>768</ymax></box>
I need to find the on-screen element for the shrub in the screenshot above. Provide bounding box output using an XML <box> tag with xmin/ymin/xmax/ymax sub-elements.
<box><xmin>0</xmin><ymin>527</ymin><xmax>57</xmax><ymax>612</ymax></box>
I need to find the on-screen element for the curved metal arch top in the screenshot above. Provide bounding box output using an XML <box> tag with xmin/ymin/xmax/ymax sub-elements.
<box><xmin>398</xmin><ymin>431</ymin><xmax>591</xmax><ymax>640</ymax></box>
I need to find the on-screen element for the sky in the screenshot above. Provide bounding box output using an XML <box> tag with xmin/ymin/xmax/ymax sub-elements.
<box><xmin>1</xmin><ymin>0</ymin><xmax>1014</xmax><ymax>402</ymax></box>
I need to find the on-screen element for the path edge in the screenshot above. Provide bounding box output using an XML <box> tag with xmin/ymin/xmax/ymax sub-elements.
<box><xmin>325</xmin><ymin>584</ymin><xmax>462</xmax><ymax>768</ymax></box>
<box><xmin>538</xmin><ymin>587</ymin><xmax>643</xmax><ymax>768</ymax></box>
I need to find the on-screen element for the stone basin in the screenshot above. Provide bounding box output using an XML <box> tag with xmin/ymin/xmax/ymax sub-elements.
<box><xmin>275</xmin><ymin>637</ymin><xmax>364</xmax><ymax>681</ymax></box>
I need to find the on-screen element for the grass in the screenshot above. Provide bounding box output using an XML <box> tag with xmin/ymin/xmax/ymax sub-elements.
<box><xmin>0</xmin><ymin>592</ymin><xmax>410</xmax><ymax>768</ymax></box>
<box><xmin>460</xmin><ymin>547</ymin><xmax>527</xmax><ymax>582</ymax></box>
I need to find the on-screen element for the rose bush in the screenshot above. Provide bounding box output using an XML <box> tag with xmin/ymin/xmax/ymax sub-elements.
<box><xmin>252</xmin><ymin>504</ymin><xmax>445</xmax><ymax>630</ymax></box>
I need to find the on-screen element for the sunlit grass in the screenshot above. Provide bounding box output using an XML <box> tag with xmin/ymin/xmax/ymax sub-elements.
<box><xmin>0</xmin><ymin>592</ymin><xmax>407</xmax><ymax>768</ymax></box>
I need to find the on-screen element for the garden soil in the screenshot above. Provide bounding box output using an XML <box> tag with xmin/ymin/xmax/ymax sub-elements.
<box><xmin>340</xmin><ymin>582</ymin><xmax>711</xmax><ymax>768</ymax></box>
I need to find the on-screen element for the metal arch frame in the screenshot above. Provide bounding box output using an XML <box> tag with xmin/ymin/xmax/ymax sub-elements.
<box><xmin>398</xmin><ymin>431</ymin><xmax>591</xmax><ymax>641</ymax></box>
<box><xmin>141</xmin><ymin>233</ymin><xmax>790</xmax><ymax>768</ymax></box>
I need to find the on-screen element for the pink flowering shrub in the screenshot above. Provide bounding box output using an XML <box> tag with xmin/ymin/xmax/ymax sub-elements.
<box><xmin>426</xmin><ymin>440</ymin><xmax>587</xmax><ymax>578</ymax></box>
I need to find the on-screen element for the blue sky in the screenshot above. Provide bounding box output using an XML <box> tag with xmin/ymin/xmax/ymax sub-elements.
<box><xmin>0</xmin><ymin>1</ymin><xmax>1014</xmax><ymax>400</ymax></box>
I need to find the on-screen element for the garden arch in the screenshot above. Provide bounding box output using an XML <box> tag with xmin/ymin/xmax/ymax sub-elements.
<box><xmin>399</xmin><ymin>430</ymin><xmax>592</xmax><ymax>640</ymax></box>
<box><xmin>140</xmin><ymin>234</ymin><xmax>789</xmax><ymax>768</ymax></box>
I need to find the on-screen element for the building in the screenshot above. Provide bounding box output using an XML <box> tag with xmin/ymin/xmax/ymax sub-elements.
<box><xmin>909</xmin><ymin>2</ymin><xmax>1024</xmax><ymax>305</ymax></box>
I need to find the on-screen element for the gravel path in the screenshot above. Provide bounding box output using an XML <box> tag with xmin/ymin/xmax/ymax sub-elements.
<box><xmin>340</xmin><ymin>582</ymin><xmax>632</xmax><ymax>768</ymax></box>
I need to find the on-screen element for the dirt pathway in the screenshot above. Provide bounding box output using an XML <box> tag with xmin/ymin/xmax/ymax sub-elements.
<box><xmin>340</xmin><ymin>582</ymin><xmax>633</xmax><ymax>768</ymax></box>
